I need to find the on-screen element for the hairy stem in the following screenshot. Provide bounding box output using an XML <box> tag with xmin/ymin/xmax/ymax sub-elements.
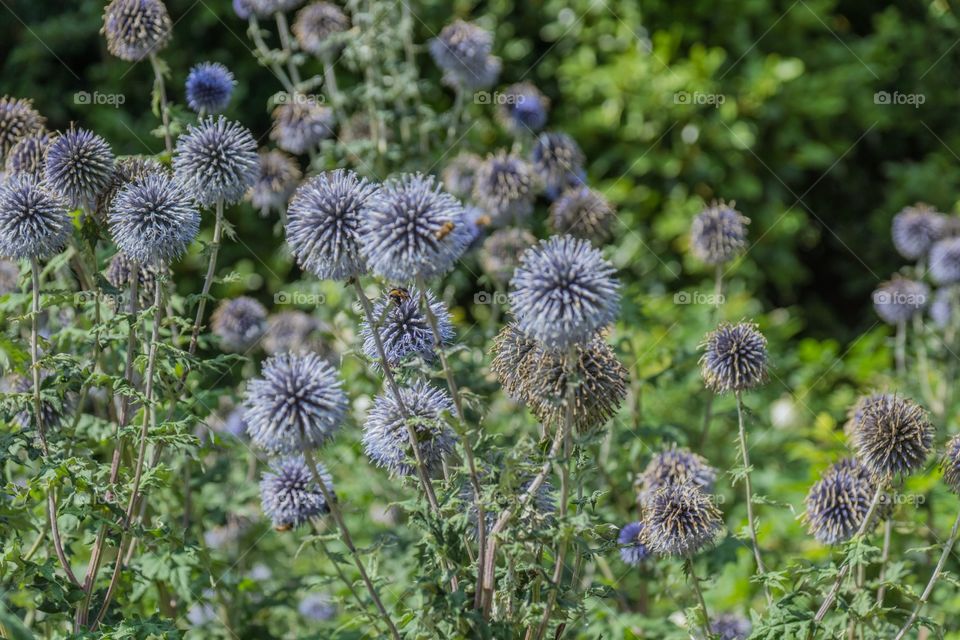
<box><xmin>686</xmin><ymin>556</ymin><xmax>713</xmax><ymax>638</ymax></box>
<box><xmin>876</xmin><ymin>517</ymin><xmax>893</xmax><ymax>606</ymax></box>
<box><xmin>248</xmin><ymin>16</ymin><xmax>296</xmax><ymax>93</ymax></box>
<box><xmin>735</xmin><ymin>391</ymin><xmax>772</xmax><ymax>605</ymax></box>
<box><xmin>148</xmin><ymin>53</ymin><xmax>173</xmax><ymax>155</ymax></box>
<box><xmin>188</xmin><ymin>200</ymin><xmax>224</xmax><ymax>357</ymax></box>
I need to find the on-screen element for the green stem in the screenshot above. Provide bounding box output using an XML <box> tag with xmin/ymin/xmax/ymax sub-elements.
<box><xmin>149</xmin><ymin>53</ymin><xmax>173</xmax><ymax>156</ymax></box>
<box><xmin>686</xmin><ymin>556</ymin><xmax>713</xmax><ymax>638</ymax></box>
<box><xmin>735</xmin><ymin>392</ymin><xmax>772</xmax><ymax>604</ymax></box>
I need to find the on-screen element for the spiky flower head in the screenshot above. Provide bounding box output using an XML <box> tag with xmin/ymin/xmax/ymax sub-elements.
<box><xmin>0</xmin><ymin>259</ymin><xmax>19</xmax><ymax>294</ymax></box>
<box><xmin>5</xmin><ymin>131</ymin><xmax>51</xmax><ymax>178</ymax></box>
<box><xmin>270</xmin><ymin>100</ymin><xmax>335</xmax><ymax>155</ymax></box>
<box><xmin>617</xmin><ymin>521</ymin><xmax>652</xmax><ymax>566</ymax></box>
<box><xmin>259</xmin><ymin>456</ymin><xmax>332</xmax><ymax>529</ymax></box>
<box><xmin>472</xmin><ymin>151</ymin><xmax>536</xmax><ymax>224</ymax></box>
<box><xmin>941</xmin><ymin>435</ymin><xmax>960</xmax><ymax>495</ymax></box>
<box><xmin>249</xmin><ymin>149</ymin><xmax>301</xmax><ymax>215</ymax></box>
<box><xmin>93</xmin><ymin>155</ymin><xmax>165</xmax><ymax>220</ymax></box>
<box><xmin>843</xmin><ymin>392</ymin><xmax>891</xmax><ymax>438</ymax></box>
<box><xmin>263</xmin><ymin>311</ymin><xmax>320</xmax><ymax>355</ymax></box>
<box><xmin>362</xmin><ymin>380</ymin><xmax>457</xmax><ymax>477</ymax></box>
<box><xmin>549</xmin><ymin>186</ymin><xmax>616</xmax><ymax>244</ymax></box>
<box><xmin>637</xmin><ymin>445</ymin><xmax>717</xmax><ymax>503</ymax></box>
<box><xmin>293</xmin><ymin>2</ymin><xmax>349</xmax><ymax>55</ymax></box>
<box><xmin>286</xmin><ymin>169</ymin><xmax>378</xmax><ymax>280</ymax></box>
<box><xmin>185</xmin><ymin>62</ymin><xmax>236</xmax><ymax>114</ymax></box>
<box><xmin>892</xmin><ymin>203</ymin><xmax>946</xmax><ymax>260</ymax></box>
<box><xmin>497</xmin><ymin>82</ymin><xmax>550</xmax><ymax>134</ymax></box>
<box><xmin>361</xmin><ymin>173</ymin><xmax>470</xmax><ymax>282</ymax></box>
<box><xmin>360</xmin><ymin>286</ymin><xmax>453</xmax><ymax>369</ymax></box>
<box><xmin>531</xmin><ymin>132</ymin><xmax>585</xmax><ymax>199</ymax></box>
<box><xmin>173</xmin><ymin>116</ymin><xmax>258</xmax><ymax>207</ymax></box>
<box><xmin>109</xmin><ymin>173</ymin><xmax>200</xmax><ymax>266</ymax></box>
<box><xmin>0</xmin><ymin>97</ymin><xmax>45</xmax><ymax>163</ymax></box>
<box><xmin>711</xmin><ymin>614</ymin><xmax>753</xmax><ymax>640</ymax></box>
<box><xmin>851</xmin><ymin>394</ymin><xmax>933</xmax><ymax>477</ymax></box>
<box><xmin>244</xmin><ymin>352</ymin><xmax>347</xmax><ymax>454</ymax></box>
<box><xmin>211</xmin><ymin>296</ymin><xmax>268</xmax><ymax>352</ymax></box>
<box><xmin>690</xmin><ymin>202</ymin><xmax>750</xmax><ymax>265</ymax></box>
<box><xmin>644</xmin><ymin>484</ymin><xmax>723</xmax><ymax>557</ymax></box>
<box><xmin>0</xmin><ymin>174</ymin><xmax>71</xmax><ymax>260</ymax></box>
<box><xmin>699</xmin><ymin>322</ymin><xmax>768</xmax><ymax>393</ymax></box>
<box><xmin>872</xmin><ymin>276</ymin><xmax>928</xmax><ymax>325</ymax></box>
<box><xmin>429</xmin><ymin>20</ymin><xmax>501</xmax><ymax>90</ymax></box>
<box><xmin>930</xmin><ymin>287</ymin><xmax>956</xmax><ymax>329</ymax></box>
<box><xmin>44</xmin><ymin>127</ymin><xmax>115</xmax><ymax>209</ymax></box>
<box><xmin>442</xmin><ymin>152</ymin><xmax>482</xmax><ymax>199</ymax></box>
<box><xmin>480</xmin><ymin>227</ymin><xmax>537</xmax><ymax>284</ymax></box>
<box><xmin>105</xmin><ymin>251</ymin><xmax>170</xmax><ymax>308</ymax></box>
<box><xmin>298</xmin><ymin>592</ymin><xmax>336</xmax><ymax>621</ymax></box>
<box><xmin>804</xmin><ymin>457</ymin><xmax>877</xmax><ymax>545</ymax></box>
<box><xmin>102</xmin><ymin>0</ymin><xmax>172</xmax><ymax>61</ymax></box>
<box><xmin>509</xmin><ymin>235</ymin><xmax>620</xmax><ymax>352</ymax></box>
<box><xmin>929</xmin><ymin>237</ymin><xmax>960</xmax><ymax>285</ymax></box>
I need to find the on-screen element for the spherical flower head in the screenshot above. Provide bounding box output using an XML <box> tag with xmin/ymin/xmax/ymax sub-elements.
<box><xmin>360</xmin><ymin>286</ymin><xmax>453</xmax><ymax>369</ymax></box>
<box><xmin>250</xmin><ymin>149</ymin><xmax>301</xmax><ymax>215</ymax></box>
<box><xmin>259</xmin><ymin>456</ymin><xmax>332</xmax><ymax>529</ymax></box>
<box><xmin>105</xmin><ymin>251</ymin><xmax>170</xmax><ymax>308</ymax></box>
<box><xmin>173</xmin><ymin>116</ymin><xmax>258</xmax><ymax>207</ymax></box>
<box><xmin>941</xmin><ymin>435</ymin><xmax>960</xmax><ymax>495</ymax></box>
<box><xmin>232</xmin><ymin>0</ymin><xmax>255</xmax><ymax>19</ymax></box>
<box><xmin>531</xmin><ymin>132</ymin><xmax>585</xmax><ymax>199</ymax></box>
<box><xmin>361</xmin><ymin>173</ymin><xmax>470</xmax><ymax>282</ymax></box>
<box><xmin>893</xmin><ymin>203</ymin><xmax>945</xmax><ymax>260</ymax></box>
<box><xmin>480</xmin><ymin>227</ymin><xmax>537</xmax><ymax>284</ymax></box>
<box><xmin>929</xmin><ymin>236</ymin><xmax>960</xmax><ymax>285</ymax></box>
<box><xmin>0</xmin><ymin>259</ymin><xmax>19</xmax><ymax>294</ymax></box>
<box><xmin>211</xmin><ymin>296</ymin><xmax>268</xmax><ymax>352</ymax></box>
<box><xmin>362</xmin><ymin>380</ymin><xmax>457</xmax><ymax>477</ymax></box>
<box><xmin>497</xmin><ymin>82</ymin><xmax>550</xmax><ymax>134</ymax></box>
<box><xmin>263</xmin><ymin>311</ymin><xmax>320</xmax><ymax>355</ymax></box>
<box><xmin>94</xmin><ymin>155</ymin><xmax>165</xmax><ymax>220</ymax></box>
<box><xmin>690</xmin><ymin>202</ymin><xmax>750</xmax><ymax>265</ymax></box>
<box><xmin>0</xmin><ymin>174</ymin><xmax>71</xmax><ymax>260</ymax></box>
<box><xmin>109</xmin><ymin>173</ymin><xmax>200</xmax><ymax>266</ymax></box>
<box><xmin>711</xmin><ymin>613</ymin><xmax>752</xmax><ymax>640</ymax></box>
<box><xmin>509</xmin><ymin>235</ymin><xmax>620</xmax><ymax>352</ymax></box>
<box><xmin>441</xmin><ymin>152</ymin><xmax>482</xmax><ymax>199</ymax></box>
<box><xmin>637</xmin><ymin>445</ymin><xmax>718</xmax><ymax>503</ymax></box>
<box><xmin>102</xmin><ymin>0</ymin><xmax>172</xmax><ymax>62</ymax></box>
<box><xmin>699</xmin><ymin>322</ymin><xmax>768</xmax><ymax>393</ymax></box>
<box><xmin>617</xmin><ymin>521</ymin><xmax>652</xmax><ymax>566</ymax></box>
<box><xmin>851</xmin><ymin>394</ymin><xmax>933</xmax><ymax>478</ymax></box>
<box><xmin>872</xmin><ymin>276</ymin><xmax>928</xmax><ymax>325</ymax></box>
<box><xmin>298</xmin><ymin>592</ymin><xmax>336</xmax><ymax>621</ymax></box>
<box><xmin>429</xmin><ymin>20</ymin><xmax>501</xmax><ymax>90</ymax></box>
<box><xmin>185</xmin><ymin>62</ymin><xmax>236</xmax><ymax>114</ymax></box>
<box><xmin>930</xmin><ymin>287</ymin><xmax>955</xmax><ymax>329</ymax></box>
<box><xmin>473</xmin><ymin>151</ymin><xmax>536</xmax><ymax>224</ymax></box>
<box><xmin>644</xmin><ymin>484</ymin><xmax>723</xmax><ymax>557</ymax></box>
<box><xmin>804</xmin><ymin>457</ymin><xmax>876</xmax><ymax>545</ymax></box>
<box><xmin>45</xmin><ymin>127</ymin><xmax>115</xmax><ymax>209</ymax></box>
<box><xmin>5</xmin><ymin>131</ymin><xmax>51</xmax><ymax>178</ymax></box>
<box><xmin>270</xmin><ymin>100</ymin><xmax>335</xmax><ymax>155</ymax></box>
<box><xmin>293</xmin><ymin>2</ymin><xmax>349</xmax><ymax>55</ymax></box>
<box><xmin>0</xmin><ymin>97</ymin><xmax>45</xmax><ymax>164</ymax></box>
<box><xmin>244</xmin><ymin>352</ymin><xmax>347</xmax><ymax>454</ymax></box>
<box><xmin>286</xmin><ymin>169</ymin><xmax>378</xmax><ymax>280</ymax></box>
<box><xmin>549</xmin><ymin>186</ymin><xmax>616</xmax><ymax>244</ymax></box>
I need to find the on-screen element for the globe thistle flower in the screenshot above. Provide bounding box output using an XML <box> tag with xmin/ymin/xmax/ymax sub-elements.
<box><xmin>941</xmin><ymin>434</ymin><xmax>960</xmax><ymax>495</ymax></box>
<box><xmin>690</xmin><ymin>202</ymin><xmax>750</xmax><ymax>265</ymax></box>
<box><xmin>463</xmin><ymin>471</ymin><xmax>555</xmax><ymax>538</ymax></box>
<box><xmin>892</xmin><ymin>203</ymin><xmax>945</xmax><ymax>260</ymax></box>
<box><xmin>362</xmin><ymin>380</ymin><xmax>457</xmax><ymax>478</ymax></box>
<box><xmin>259</xmin><ymin>456</ymin><xmax>332</xmax><ymax>529</ymax></box>
<box><xmin>843</xmin><ymin>392</ymin><xmax>891</xmax><ymax>438</ymax></box>
<box><xmin>497</xmin><ymin>82</ymin><xmax>550</xmax><ymax>134</ymax></box>
<box><xmin>105</xmin><ymin>251</ymin><xmax>170</xmax><ymax>308</ymax></box>
<box><xmin>489</xmin><ymin>323</ymin><xmax>543</xmax><ymax>401</ymax></box>
<box><xmin>232</xmin><ymin>0</ymin><xmax>255</xmax><ymax>19</ymax></box>
<box><xmin>361</xmin><ymin>173</ymin><xmax>470</xmax><ymax>282</ymax></box>
<box><xmin>0</xmin><ymin>97</ymin><xmax>45</xmax><ymax>163</ymax></box>
<box><xmin>699</xmin><ymin>322</ymin><xmax>768</xmax><ymax>394</ymax></box>
<box><xmin>250</xmin><ymin>0</ymin><xmax>305</xmax><ymax>15</ymax></box>
<box><xmin>5</xmin><ymin>131</ymin><xmax>51</xmax><ymax>178</ymax></box>
<box><xmin>461</xmin><ymin>206</ymin><xmax>492</xmax><ymax>246</ymax></box>
<box><xmin>102</xmin><ymin>0</ymin><xmax>172</xmax><ymax>62</ymax></box>
<box><xmin>617</xmin><ymin>521</ymin><xmax>652</xmax><ymax>566</ymax></box>
<box><xmin>509</xmin><ymin>235</ymin><xmax>620</xmax><ymax>352</ymax></box>
<box><xmin>0</xmin><ymin>174</ymin><xmax>71</xmax><ymax>260</ymax></box>
<box><xmin>298</xmin><ymin>592</ymin><xmax>337</xmax><ymax>621</ymax></box>
<box><xmin>293</xmin><ymin>2</ymin><xmax>349</xmax><ymax>55</ymax></box>
<box><xmin>549</xmin><ymin>186</ymin><xmax>617</xmax><ymax>244</ymax></box>
<box><xmin>473</xmin><ymin>151</ymin><xmax>536</xmax><ymax>224</ymax></box>
<box><xmin>872</xmin><ymin>276</ymin><xmax>928</xmax><ymax>325</ymax></box>
<box><xmin>109</xmin><ymin>173</ymin><xmax>201</xmax><ymax>266</ymax></box>
<box><xmin>804</xmin><ymin>458</ymin><xmax>877</xmax><ymax>545</ymax></box>
<box><xmin>185</xmin><ymin>62</ymin><xmax>236</xmax><ymax>114</ymax></box>
<box><xmin>270</xmin><ymin>100</ymin><xmax>335</xmax><ymax>155</ymax></box>
<box><xmin>531</xmin><ymin>132</ymin><xmax>585</xmax><ymax>200</ymax></box>
<box><xmin>262</xmin><ymin>310</ymin><xmax>320</xmax><ymax>355</ymax></box>
<box><xmin>643</xmin><ymin>484</ymin><xmax>724</xmax><ymax>557</ymax></box>
<box><xmin>249</xmin><ymin>149</ymin><xmax>301</xmax><ymax>215</ymax></box>
<box><xmin>211</xmin><ymin>296</ymin><xmax>268</xmax><ymax>352</ymax></box>
<box><xmin>173</xmin><ymin>116</ymin><xmax>258</xmax><ymax>207</ymax></box>
<box><xmin>851</xmin><ymin>394</ymin><xmax>933</xmax><ymax>477</ymax></box>
<box><xmin>711</xmin><ymin>613</ymin><xmax>752</xmax><ymax>640</ymax></box>
<box><xmin>244</xmin><ymin>352</ymin><xmax>347</xmax><ymax>454</ymax></box>
<box><xmin>929</xmin><ymin>237</ymin><xmax>960</xmax><ymax>285</ymax></box>
<box><xmin>3</xmin><ymin>374</ymin><xmax>68</xmax><ymax>431</ymax></box>
<box><xmin>637</xmin><ymin>445</ymin><xmax>718</xmax><ymax>502</ymax></box>
<box><xmin>429</xmin><ymin>20</ymin><xmax>501</xmax><ymax>90</ymax></box>
<box><xmin>359</xmin><ymin>286</ymin><xmax>453</xmax><ymax>369</ymax></box>
<box><xmin>441</xmin><ymin>152</ymin><xmax>482</xmax><ymax>199</ymax></box>
<box><xmin>480</xmin><ymin>227</ymin><xmax>537</xmax><ymax>284</ymax></box>
<box><xmin>286</xmin><ymin>169</ymin><xmax>377</xmax><ymax>280</ymax></box>
<box><xmin>0</xmin><ymin>259</ymin><xmax>18</xmax><ymax>294</ymax></box>
<box><xmin>93</xmin><ymin>155</ymin><xmax>166</xmax><ymax>220</ymax></box>
<box><xmin>44</xmin><ymin>127</ymin><xmax>115</xmax><ymax>209</ymax></box>
<box><xmin>930</xmin><ymin>287</ymin><xmax>956</xmax><ymax>329</ymax></box>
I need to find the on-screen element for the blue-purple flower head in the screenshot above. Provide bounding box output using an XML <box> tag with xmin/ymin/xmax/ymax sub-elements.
<box><xmin>211</xmin><ymin>296</ymin><xmax>268</xmax><ymax>352</ymax></box>
<box><xmin>360</xmin><ymin>286</ymin><xmax>453</xmax><ymax>369</ymax></box>
<box><xmin>930</xmin><ymin>287</ymin><xmax>955</xmax><ymax>329</ymax></box>
<box><xmin>0</xmin><ymin>97</ymin><xmax>45</xmax><ymax>163</ymax></box>
<box><xmin>644</xmin><ymin>483</ymin><xmax>723</xmax><ymax>557</ymax></box>
<box><xmin>429</xmin><ymin>20</ymin><xmax>501</xmax><ymax>90</ymax></box>
<box><xmin>550</xmin><ymin>186</ymin><xmax>616</xmax><ymax>244</ymax></box>
<box><xmin>260</xmin><ymin>456</ymin><xmax>332</xmax><ymax>529</ymax></box>
<box><xmin>94</xmin><ymin>155</ymin><xmax>165</xmax><ymax>220</ymax></box>
<box><xmin>0</xmin><ymin>174</ymin><xmax>71</xmax><ymax>260</ymax></box>
<box><xmin>108</xmin><ymin>173</ymin><xmax>200</xmax><ymax>266</ymax></box>
<box><xmin>286</xmin><ymin>169</ymin><xmax>378</xmax><ymax>280</ymax></box>
<box><xmin>244</xmin><ymin>352</ymin><xmax>347</xmax><ymax>454</ymax></box>
<box><xmin>480</xmin><ymin>227</ymin><xmax>537</xmax><ymax>284</ymax></box>
<box><xmin>804</xmin><ymin>457</ymin><xmax>877</xmax><ymax>545</ymax></box>
<box><xmin>872</xmin><ymin>276</ymin><xmax>928</xmax><ymax>325</ymax></box>
<box><xmin>497</xmin><ymin>82</ymin><xmax>550</xmax><ymax>134</ymax></box>
<box><xmin>249</xmin><ymin>0</ymin><xmax>304</xmax><ymax>16</ymax></box>
<box><xmin>250</xmin><ymin>149</ymin><xmax>301</xmax><ymax>215</ymax></box>
<box><xmin>185</xmin><ymin>62</ymin><xmax>236</xmax><ymax>114</ymax></box>
<box><xmin>851</xmin><ymin>394</ymin><xmax>933</xmax><ymax>478</ymax></box>
<box><xmin>711</xmin><ymin>614</ymin><xmax>753</xmax><ymax>640</ymax></box>
<box><xmin>173</xmin><ymin>116</ymin><xmax>258</xmax><ymax>207</ymax></box>
<box><xmin>360</xmin><ymin>173</ymin><xmax>470</xmax><ymax>282</ymax></box>
<box><xmin>509</xmin><ymin>235</ymin><xmax>620</xmax><ymax>352</ymax></box>
<box><xmin>699</xmin><ymin>321</ymin><xmax>768</xmax><ymax>393</ymax></box>
<box><xmin>270</xmin><ymin>99</ymin><xmax>335</xmax><ymax>155</ymax></box>
<box><xmin>473</xmin><ymin>151</ymin><xmax>536</xmax><ymax>224</ymax></box>
<box><xmin>263</xmin><ymin>310</ymin><xmax>320</xmax><ymax>355</ymax></box>
<box><xmin>45</xmin><ymin>127</ymin><xmax>115</xmax><ymax>209</ymax></box>
<box><xmin>617</xmin><ymin>521</ymin><xmax>652</xmax><ymax>566</ymax></box>
<box><xmin>893</xmin><ymin>203</ymin><xmax>945</xmax><ymax>261</ymax></box>
<box><xmin>690</xmin><ymin>202</ymin><xmax>750</xmax><ymax>265</ymax></box>
<box><xmin>362</xmin><ymin>380</ymin><xmax>457</xmax><ymax>478</ymax></box>
<box><xmin>102</xmin><ymin>0</ymin><xmax>172</xmax><ymax>61</ymax></box>
<box><xmin>5</xmin><ymin>131</ymin><xmax>51</xmax><ymax>178</ymax></box>
<box><xmin>298</xmin><ymin>592</ymin><xmax>336</xmax><ymax>621</ymax></box>
<box><xmin>232</xmin><ymin>0</ymin><xmax>255</xmax><ymax>19</ymax></box>
<box><xmin>637</xmin><ymin>445</ymin><xmax>717</xmax><ymax>503</ymax></box>
<box><xmin>531</xmin><ymin>132</ymin><xmax>585</xmax><ymax>200</ymax></box>
<box><xmin>929</xmin><ymin>237</ymin><xmax>960</xmax><ymax>285</ymax></box>
<box><xmin>293</xmin><ymin>2</ymin><xmax>349</xmax><ymax>55</ymax></box>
